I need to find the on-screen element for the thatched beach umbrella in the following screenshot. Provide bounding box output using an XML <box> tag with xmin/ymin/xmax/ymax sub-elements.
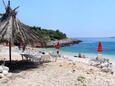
<box><xmin>0</xmin><ymin>0</ymin><xmax>46</xmax><ymax>64</ymax></box>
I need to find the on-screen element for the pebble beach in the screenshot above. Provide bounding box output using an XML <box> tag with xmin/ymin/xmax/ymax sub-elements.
<box><xmin>0</xmin><ymin>45</ymin><xmax>115</xmax><ymax>86</ymax></box>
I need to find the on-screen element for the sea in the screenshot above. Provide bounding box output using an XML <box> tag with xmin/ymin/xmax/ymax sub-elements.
<box><xmin>44</xmin><ymin>37</ymin><xmax>115</xmax><ymax>61</ymax></box>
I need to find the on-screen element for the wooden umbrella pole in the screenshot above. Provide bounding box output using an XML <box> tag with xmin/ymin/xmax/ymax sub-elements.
<box><xmin>9</xmin><ymin>40</ymin><xmax>12</xmax><ymax>64</ymax></box>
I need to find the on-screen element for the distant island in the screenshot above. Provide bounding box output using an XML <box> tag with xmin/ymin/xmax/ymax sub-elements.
<box><xmin>110</xmin><ymin>37</ymin><xmax>115</xmax><ymax>38</ymax></box>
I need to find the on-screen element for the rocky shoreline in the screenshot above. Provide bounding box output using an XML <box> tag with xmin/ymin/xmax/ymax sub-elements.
<box><xmin>46</xmin><ymin>38</ymin><xmax>82</xmax><ymax>48</ymax></box>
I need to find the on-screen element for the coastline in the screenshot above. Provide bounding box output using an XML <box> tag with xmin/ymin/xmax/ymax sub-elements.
<box><xmin>46</xmin><ymin>38</ymin><xmax>81</xmax><ymax>48</ymax></box>
<box><xmin>40</xmin><ymin>47</ymin><xmax>115</xmax><ymax>66</ymax></box>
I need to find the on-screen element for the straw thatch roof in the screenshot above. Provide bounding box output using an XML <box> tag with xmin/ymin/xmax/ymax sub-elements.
<box><xmin>0</xmin><ymin>0</ymin><xmax>46</xmax><ymax>47</ymax></box>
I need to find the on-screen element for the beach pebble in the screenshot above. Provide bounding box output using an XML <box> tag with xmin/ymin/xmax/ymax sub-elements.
<box><xmin>72</xmin><ymin>69</ymin><xmax>75</xmax><ymax>73</ymax></box>
<box><xmin>2</xmin><ymin>70</ymin><xmax>8</xmax><ymax>75</ymax></box>
<box><xmin>59</xmin><ymin>64</ymin><xmax>63</xmax><ymax>67</ymax></box>
<box><xmin>0</xmin><ymin>66</ymin><xmax>3</xmax><ymax>73</ymax></box>
<box><xmin>0</xmin><ymin>73</ymin><xmax>4</xmax><ymax>78</ymax></box>
<box><xmin>7</xmin><ymin>73</ymin><xmax>12</xmax><ymax>77</ymax></box>
<box><xmin>2</xmin><ymin>66</ymin><xmax>9</xmax><ymax>71</ymax></box>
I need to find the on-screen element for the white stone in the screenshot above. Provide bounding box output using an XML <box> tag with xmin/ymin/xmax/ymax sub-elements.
<box><xmin>0</xmin><ymin>66</ymin><xmax>3</xmax><ymax>73</ymax></box>
<box><xmin>7</xmin><ymin>73</ymin><xmax>12</xmax><ymax>77</ymax></box>
<box><xmin>2</xmin><ymin>66</ymin><xmax>9</xmax><ymax>71</ymax></box>
<box><xmin>2</xmin><ymin>70</ymin><xmax>8</xmax><ymax>75</ymax></box>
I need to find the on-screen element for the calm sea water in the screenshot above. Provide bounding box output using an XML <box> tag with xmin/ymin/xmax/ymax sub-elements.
<box><xmin>61</xmin><ymin>38</ymin><xmax>115</xmax><ymax>59</ymax></box>
<box><xmin>45</xmin><ymin>37</ymin><xmax>115</xmax><ymax>60</ymax></box>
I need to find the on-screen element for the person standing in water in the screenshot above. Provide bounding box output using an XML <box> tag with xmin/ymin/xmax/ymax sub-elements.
<box><xmin>55</xmin><ymin>41</ymin><xmax>60</xmax><ymax>61</ymax></box>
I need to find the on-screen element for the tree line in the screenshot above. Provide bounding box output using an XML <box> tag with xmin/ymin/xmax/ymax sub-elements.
<box><xmin>30</xmin><ymin>26</ymin><xmax>67</xmax><ymax>42</ymax></box>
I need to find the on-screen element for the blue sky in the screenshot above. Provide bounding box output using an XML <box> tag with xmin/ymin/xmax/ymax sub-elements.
<box><xmin>0</xmin><ymin>0</ymin><xmax>115</xmax><ymax>37</ymax></box>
